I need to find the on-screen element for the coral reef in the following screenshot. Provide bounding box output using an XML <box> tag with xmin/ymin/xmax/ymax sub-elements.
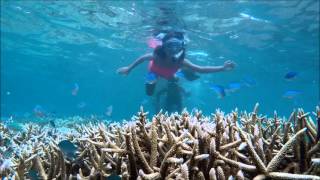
<box><xmin>1</xmin><ymin>104</ymin><xmax>320</xmax><ymax>179</ymax></box>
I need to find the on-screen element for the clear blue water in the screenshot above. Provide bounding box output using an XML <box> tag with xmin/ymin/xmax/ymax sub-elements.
<box><xmin>1</xmin><ymin>0</ymin><xmax>319</xmax><ymax>121</ymax></box>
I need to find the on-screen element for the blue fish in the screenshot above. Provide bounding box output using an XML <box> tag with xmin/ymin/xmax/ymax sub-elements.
<box><xmin>77</xmin><ymin>102</ymin><xmax>87</xmax><ymax>109</ymax></box>
<box><xmin>28</xmin><ymin>169</ymin><xmax>40</xmax><ymax>180</ymax></box>
<box><xmin>107</xmin><ymin>174</ymin><xmax>121</xmax><ymax>180</ymax></box>
<box><xmin>33</xmin><ymin>105</ymin><xmax>43</xmax><ymax>112</ymax></box>
<box><xmin>33</xmin><ymin>105</ymin><xmax>46</xmax><ymax>118</ymax></box>
<box><xmin>58</xmin><ymin>140</ymin><xmax>77</xmax><ymax>159</ymax></box>
<box><xmin>175</xmin><ymin>70</ymin><xmax>185</xmax><ymax>78</ymax></box>
<box><xmin>226</xmin><ymin>82</ymin><xmax>241</xmax><ymax>92</ymax></box>
<box><xmin>210</xmin><ymin>85</ymin><xmax>226</xmax><ymax>98</ymax></box>
<box><xmin>145</xmin><ymin>72</ymin><xmax>157</xmax><ymax>83</ymax></box>
<box><xmin>243</xmin><ymin>76</ymin><xmax>257</xmax><ymax>87</ymax></box>
<box><xmin>284</xmin><ymin>72</ymin><xmax>298</xmax><ymax>79</ymax></box>
<box><xmin>282</xmin><ymin>90</ymin><xmax>302</xmax><ymax>99</ymax></box>
<box><xmin>72</xmin><ymin>83</ymin><xmax>79</xmax><ymax>96</ymax></box>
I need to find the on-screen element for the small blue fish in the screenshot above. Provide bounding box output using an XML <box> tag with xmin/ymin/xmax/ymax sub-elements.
<box><xmin>145</xmin><ymin>72</ymin><xmax>157</xmax><ymax>83</ymax></box>
<box><xmin>243</xmin><ymin>76</ymin><xmax>257</xmax><ymax>87</ymax></box>
<box><xmin>58</xmin><ymin>140</ymin><xmax>77</xmax><ymax>159</ymax></box>
<box><xmin>107</xmin><ymin>174</ymin><xmax>121</xmax><ymax>180</ymax></box>
<box><xmin>175</xmin><ymin>70</ymin><xmax>185</xmax><ymax>78</ymax></box>
<box><xmin>77</xmin><ymin>102</ymin><xmax>87</xmax><ymax>109</ymax></box>
<box><xmin>282</xmin><ymin>90</ymin><xmax>302</xmax><ymax>99</ymax></box>
<box><xmin>105</xmin><ymin>105</ymin><xmax>113</xmax><ymax>117</ymax></box>
<box><xmin>284</xmin><ymin>72</ymin><xmax>298</xmax><ymax>79</ymax></box>
<box><xmin>140</xmin><ymin>98</ymin><xmax>148</xmax><ymax>105</ymax></box>
<box><xmin>210</xmin><ymin>85</ymin><xmax>226</xmax><ymax>98</ymax></box>
<box><xmin>72</xmin><ymin>83</ymin><xmax>79</xmax><ymax>96</ymax></box>
<box><xmin>226</xmin><ymin>82</ymin><xmax>241</xmax><ymax>92</ymax></box>
<box><xmin>33</xmin><ymin>105</ymin><xmax>46</xmax><ymax>117</ymax></box>
<box><xmin>28</xmin><ymin>169</ymin><xmax>40</xmax><ymax>180</ymax></box>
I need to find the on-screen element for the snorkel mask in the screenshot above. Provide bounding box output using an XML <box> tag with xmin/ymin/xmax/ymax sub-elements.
<box><xmin>163</xmin><ymin>37</ymin><xmax>184</xmax><ymax>60</ymax></box>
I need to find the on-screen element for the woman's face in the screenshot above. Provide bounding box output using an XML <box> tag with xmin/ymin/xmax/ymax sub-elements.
<box><xmin>163</xmin><ymin>38</ymin><xmax>184</xmax><ymax>58</ymax></box>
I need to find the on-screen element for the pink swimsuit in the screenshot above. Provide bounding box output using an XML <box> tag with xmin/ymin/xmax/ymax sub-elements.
<box><xmin>148</xmin><ymin>59</ymin><xmax>179</xmax><ymax>79</ymax></box>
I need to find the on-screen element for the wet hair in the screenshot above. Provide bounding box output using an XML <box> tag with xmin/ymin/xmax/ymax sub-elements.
<box><xmin>153</xmin><ymin>31</ymin><xmax>185</xmax><ymax>63</ymax></box>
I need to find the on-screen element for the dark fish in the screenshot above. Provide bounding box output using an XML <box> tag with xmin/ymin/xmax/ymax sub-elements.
<box><xmin>284</xmin><ymin>71</ymin><xmax>298</xmax><ymax>79</ymax></box>
<box><xmin>210</xmin><ymin>85</ymin><xmax>226</xmax><ymax>98</ymax></box>
<box><xmin>28</xmin><ymin>169</ymin><xmax>40</xmax><ymax>180</ymax></box>
<box><xmin>3</xmin><ymin>147</ymin><xmax>13</xmax><ymax>159</ymax></box>
<box><xmin>47</xmin><ymin>131</ymin><xmax>53</xmax><ymax>137</ymax></box>
<box><xmin>317</xmin><ymin>111</ymin><xmax>320</xmax><ymax>141</ymax></box>
<box><xmin>106</xmin><ymin>174</ymin><xmax>121</xmax><ymax>180</ymax></box>
<box><xmin>49</xmin><ymin>120</ymin><xmax>56</xmax><ymax>128</ymax></box>
<box><xmin>58</xmin><ymin>140</ymin><xmax>77</xmax><ymax>159</ymax></box>
<box><xmin>4</xmin><ymin>138</ymin><xmax>12</xmax><ymax>147</ymax></box>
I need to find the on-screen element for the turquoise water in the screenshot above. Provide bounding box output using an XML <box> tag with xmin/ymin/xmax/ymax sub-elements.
<box><xmin>1</xmin><ymin>0</ymin><xmax>319</xmax><ymax>121</ymax></box>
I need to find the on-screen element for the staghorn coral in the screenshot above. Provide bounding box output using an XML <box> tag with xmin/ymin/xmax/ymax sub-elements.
<box><xmin>0</xmin><ymin>104</ymin><xmax>319</xmax><ymax>180</ymax></box>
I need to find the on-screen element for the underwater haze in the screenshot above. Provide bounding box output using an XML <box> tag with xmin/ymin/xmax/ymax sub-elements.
<box><xmin>1</xmin><ymin>0</ymin><xmax>319</xmax><ymax>121</ymax></box>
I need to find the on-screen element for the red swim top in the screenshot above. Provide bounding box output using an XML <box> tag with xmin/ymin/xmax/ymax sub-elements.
<box><xmin>148</xmin><ymin>59</ymin><xmax>179</xmax><ymax>79</ymax></box>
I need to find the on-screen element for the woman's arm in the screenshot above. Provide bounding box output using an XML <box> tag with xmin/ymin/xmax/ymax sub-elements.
<box><xmin>182</xmin><ymin>59</ymin><xmax>235</xmax><ymax>73</ymax></box>
<box><xmin>117</xmin><ymin>53</ymin><xmax>153</xmax><ymax>75</ymax></box>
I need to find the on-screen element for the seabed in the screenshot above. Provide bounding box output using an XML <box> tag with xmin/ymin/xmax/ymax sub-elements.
<box><xmin>0</xmin><ymin>103</ymin><xmax>320</xmax><ymax>180</ymax></box>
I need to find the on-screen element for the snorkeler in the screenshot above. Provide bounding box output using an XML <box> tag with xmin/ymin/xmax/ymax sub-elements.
<box><xmin>117</xmin><ymin>31</ymin><xmax>236</xmax><ymax>96</ymax></box>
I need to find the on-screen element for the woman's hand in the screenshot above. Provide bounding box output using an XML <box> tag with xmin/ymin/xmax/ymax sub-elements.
<box><xmin>117</xmin><ymin>66</ymin><xmax>131</xmax><ymax>75</ymax></box>
<box><xmin>223</xmin><ymin>60</ymin><xmax>236</xmax><ymax>71</ymax></box>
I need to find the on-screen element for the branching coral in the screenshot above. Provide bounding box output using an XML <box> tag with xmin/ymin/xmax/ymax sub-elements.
<box><xmin>0</xmin><ymin>104</ymin><xmax>320</xmax><ymax>180</ymax></box>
